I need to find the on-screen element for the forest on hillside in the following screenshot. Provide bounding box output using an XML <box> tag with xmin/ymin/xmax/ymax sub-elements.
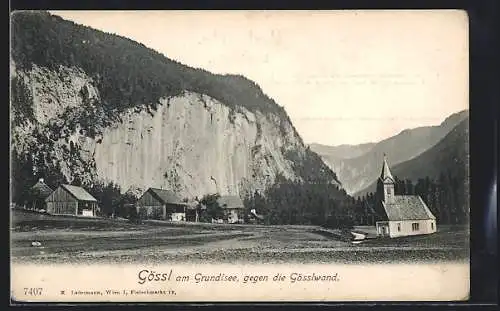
<box><xmin>11</xmin><ymin>11</ymin><xmax>291</xmax><ymax>129</ymax></box>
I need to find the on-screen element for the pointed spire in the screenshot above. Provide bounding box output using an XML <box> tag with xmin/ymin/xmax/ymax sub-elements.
<box><xmin>380</xmin><ymin>153</ymin><xmax>394</xmax><ymax>183</ymax></box>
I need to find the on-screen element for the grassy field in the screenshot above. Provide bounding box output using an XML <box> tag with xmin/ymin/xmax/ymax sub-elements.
<box><xmin>10</xmin><ymin>209</ymin><xmax>470</xmax><ymax>264</ymax></box>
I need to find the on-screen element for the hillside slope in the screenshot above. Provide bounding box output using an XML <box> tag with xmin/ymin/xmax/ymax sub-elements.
<box><xmin>314</xmin><ymin>110</ymin><xmax>469</xmax><ymax>194</ymax></box>
<box><xmin>355</xmin><ymin>117</ymin><xmax>469</xmax><ymax>197</ymax></box>
<box><xmin>10</xmin><ymin>11</ymin><xmax>341</xmax><ymax>202</ymax></box>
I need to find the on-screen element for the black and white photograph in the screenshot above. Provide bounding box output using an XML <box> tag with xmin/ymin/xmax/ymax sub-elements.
<box><xmin>10</xmin><ymin>10</ymin><xmax>470</xmax><ymax>302</ymax></box>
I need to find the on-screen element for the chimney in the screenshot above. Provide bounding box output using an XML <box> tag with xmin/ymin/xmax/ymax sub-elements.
<box><xmin>39</xmin><ymin>178</ymin><xmax>44</xmax><ymax>183</ymax></box>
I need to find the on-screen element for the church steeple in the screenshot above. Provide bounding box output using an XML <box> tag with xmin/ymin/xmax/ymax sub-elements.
<box><xmin>380</xmin><ymin>153</ymin><xmax>395</xmax><ymax>183</ymax></box>
<box><xmin>377</xmin><ymin>153</ymin><xmax>395</xmax><ymax>203</ymax></box>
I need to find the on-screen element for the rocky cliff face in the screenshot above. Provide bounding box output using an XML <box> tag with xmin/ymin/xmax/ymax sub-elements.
<box><xmin>11</xmin><ymin>62</ymin><xmax>327</xmax><ymax>200</ymax></box>
<box><xmin>89</xmin><ymin>92</ymin><xmax>304</xmax><ymax>199</ymax></box>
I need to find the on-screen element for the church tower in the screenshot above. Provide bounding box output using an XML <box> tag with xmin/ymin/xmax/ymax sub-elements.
<box><xmin>377</xmin><ymin>154</ymin><xmax>395</xmax><ymax>204</ymax></box>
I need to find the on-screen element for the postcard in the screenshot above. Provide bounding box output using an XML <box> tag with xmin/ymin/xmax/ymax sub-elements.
<box><xmin>10</xmin><ymin>10</ymin><xmax>469</xmax><ymax>302</ymax></box>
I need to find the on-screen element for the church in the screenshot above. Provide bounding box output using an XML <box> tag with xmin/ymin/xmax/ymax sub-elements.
<box><xmin>375</xmin><ymin>155</ymin><xmax>437</xmax><ymax>238</ymax></box>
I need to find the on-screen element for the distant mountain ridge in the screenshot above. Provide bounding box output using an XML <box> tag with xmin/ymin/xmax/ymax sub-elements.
<box><xmin>309</xmin><ymin>109</ymin><xmax>469</xmax><ymax>194</ymax></box>
<box><xmin>308</xmin><ymin>142</ymin><xmax>376</xmax><ymax>160</ymax></box>
<box><xmin>355</xmin><ymin>116</ymin><xmax>469</xmax><ymax>197</ymax></box>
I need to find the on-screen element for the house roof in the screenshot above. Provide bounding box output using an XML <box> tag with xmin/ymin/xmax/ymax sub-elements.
<box><xmin>29</xmin><ymin>180</ymin><xmax>53</xmax><ymax>199</ymax></box>
<box><xmin>380</xmin><ymin>154</ymin><xmax>395</xmax><ymax>183</ymax></box>
<box><xmin>381</xmin><ymin>195</ymin><xmax>436</xmax><ymax>221</ymax></box>
<box><xmin>217</xmin><ymin>195</ymin><xmax>244</xmax><ymax>209</ymax></box>
<box><xmin>61</xmin><ymin>184</ymin><xmax>98</xmax><ymax>202</ymax></box>
<box><xmin>148</xmin><ymin>188</ymin><xmax>184</xmax><ymax>205</ymax></box>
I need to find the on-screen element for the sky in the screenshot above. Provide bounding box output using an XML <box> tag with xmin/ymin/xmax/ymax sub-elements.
<box><xmin>49</xmin><ymin>10</ymin><xmax>469</xmax><ymax>146</ymax></box>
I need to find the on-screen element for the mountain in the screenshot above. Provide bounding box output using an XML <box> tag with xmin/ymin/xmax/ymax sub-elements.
<box><xmin>10</xmin><ymin>11</ymin><xmax>341</xmax><ymax>204</ymax></box>
<box><xmin>310</xmin><ymin>110</ymin><xmax>469</xmax><ymax>194</ymax></box>
<box><xmin>355</xmin><ymin>117</ymin><xmax>469</xmax><ymax>197</ymax></box>
<box><xmin>309</xmin><ymin>142</ymin><xmax>376</xmax><ymax>160</ymax></box>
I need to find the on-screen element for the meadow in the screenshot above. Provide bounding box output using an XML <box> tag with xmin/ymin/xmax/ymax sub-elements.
<box><xmin>10</xmin><ymin>209</ymin><xmax>470</xmax><ymax>265</ymax></box>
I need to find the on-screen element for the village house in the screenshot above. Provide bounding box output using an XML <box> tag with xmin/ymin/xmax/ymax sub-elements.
<box><xmin>216</xmin><ymin>195</ymin><xmax>245</xmax><ymax>224</ymax></box>
<box><xmin>24</xmin><ymin>178</ymin><xmax>53</xmax><ymax>211</ymax></box>
<box><xmin>136</xmin><ymin>188</ymin><xmax>189</xmax><ymax>221</ymax></box>
<box><xmin>375</xmin><ymin>155</ymin><xmax>437</xmax><ymax>238</ymax></box>
<box><xmin>45</xmin><ymin>184</ymin><xmax>99</xmax><ymax>217</ymax></box>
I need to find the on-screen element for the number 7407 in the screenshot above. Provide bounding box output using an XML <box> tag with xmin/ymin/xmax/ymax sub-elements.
<box><xmin>24</xmin><ymin>288</ymin><xmax>43</xmax><ymax>296</ymax></box>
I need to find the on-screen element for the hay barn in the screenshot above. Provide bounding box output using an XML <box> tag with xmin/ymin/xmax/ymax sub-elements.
<box><xmin>136</xmin><ymin>188</ymin><xmax>189</xmax><ymax>221</ymax></box>
<box><xmin>45</xmin><ymin>184</ymin><xmax>99</xmax><ymax>217</ymax></box>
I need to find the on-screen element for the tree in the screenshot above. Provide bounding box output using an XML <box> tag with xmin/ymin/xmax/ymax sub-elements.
<box><xmin>72</xmin><ymin>175</ymin><xmax>83</xmax><ymax>187</ymax></box>
<box><xmin>429</xmin><ymin>180</ymin><xmax>439</xmax><ymax>220</ymax></box>
<box><xmin>11</xmin><ymin>149</ymin><xmax>36</xmax><ymax>206</ymax></box>
<box><xmin>438</xmin><ymin>172</ymin><xmax>450</xmax><ymax>224</ymax></box>
<box><xmin>117</xmin><ymin>191</ymin><xmax>137</xmax><ymax>219</ymax></box>
<box><xmin>199</xmin><ymin>193</ymin><xmax>223</xmax><ymax>222</ymax></box>
<box><xmin>394</xmin><ymin>176</ymin><xmax>406</xmax><ymax>195</ymax></box>
<box><xmin>36</xmin><ymin>160</ymin><xmax>67</xmax><ymax>190</ymax></box>
<box><xmin>88</xmin><ymin>181</ymin><xmax>122</xmax><ymax>217</ymax></box>
<box><xmin>405</xmin><ymin>179</ymin><xmax>414</xmax><ymax>195</ymax></box>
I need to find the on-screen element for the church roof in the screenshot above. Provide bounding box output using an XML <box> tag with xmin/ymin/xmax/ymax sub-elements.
<box><xmin>381</xmin><ymin>195</ymin><xmax>436</xmax><ymax>221</ymax></box>
<box><xmin>380</xmin><ymin>154</ymin><xmax>395</xmax><ymax>183</ymax></box>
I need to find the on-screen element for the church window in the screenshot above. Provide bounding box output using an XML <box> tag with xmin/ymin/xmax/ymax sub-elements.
<box><xmin>431</xmin><ymin>222</ymin><xmax>434</xmax><ymax>230</ymax></box>
<box><xmin>397</xmin><ymin>223</ymin><xmax>401</xmax><ymax>231</ymax></box>
<box><xmin>412</xmin><ymin>223</ymin><xmax>420</xmax><ymax>231</ymax></box>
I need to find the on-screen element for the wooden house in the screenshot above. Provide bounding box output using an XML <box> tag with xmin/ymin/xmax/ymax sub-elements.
<box><xmin>136</xmin><ymin>188</ymin><xmax>189</xmax><ymax>221</ymax></box>
<box><xmin>25</xmin><ymin>178</ymin><xmax>53</xmax><ymax>211</ymax></box>
<box><xmin>45</xmin><ymin>184</ymin><xmax>99</xmax><ymax>217</ymax></box>
<box><xmin>375</xmin><ymin>155</ymin><xmax>437</xmax><ymax>238</ymax></box>
<box><xmin>217</xmin><ymin>195</ymin><xmax>245</xmax><ymax>224</ymax></box>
